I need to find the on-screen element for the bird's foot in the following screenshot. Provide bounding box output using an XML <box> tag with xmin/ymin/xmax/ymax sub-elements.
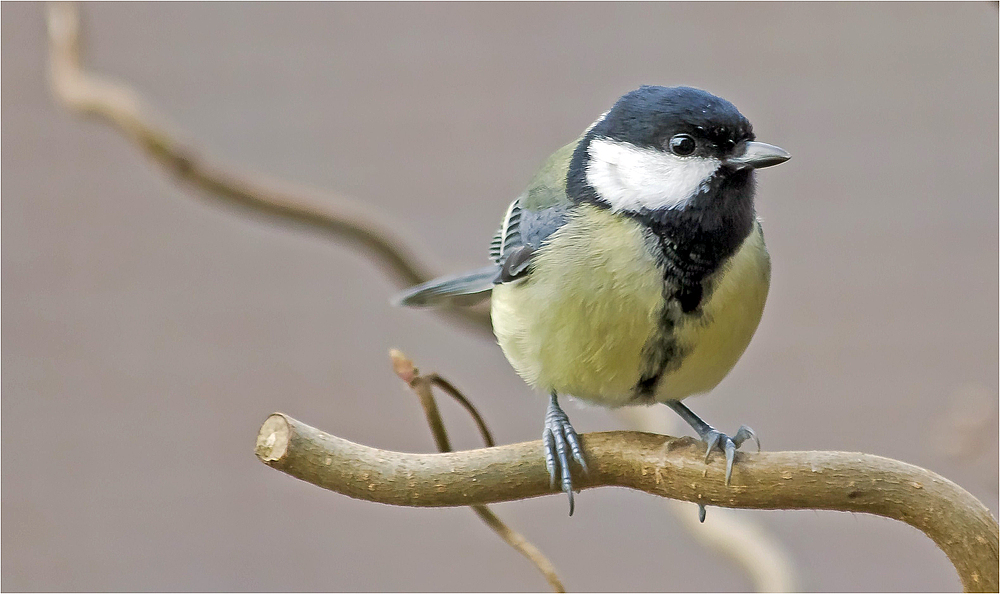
<box><xmin>701</xmin><ymin>425</ymin><xmax>760</xmax><ymax>485</ymax></box>
<box><xmin>663</xmin><ymin>401</ymin><xmax>761</xmax><ymax>522</ymax></box>
<box><xmin>543</xmin><ymin>393</ymin><xmax>588</xmax><ymax>515</ymax></box>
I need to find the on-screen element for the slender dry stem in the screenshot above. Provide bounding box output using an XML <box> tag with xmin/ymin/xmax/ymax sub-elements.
<box><xmin>390</xmin><ymin>350</ymin><xmax>565</xmax><ymax>592</ymax></box>
<box><xmin>424</xmin><ymin>374</ymin><xmax>496</xmax><ymax>448</ymax></box>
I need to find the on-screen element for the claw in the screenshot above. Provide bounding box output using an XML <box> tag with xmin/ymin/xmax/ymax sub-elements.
<box><xmin>663</xmin><ymin>401</ymin><xmax>760</xmax><ymax>491</ymax></box>
<box><xmin>565</xmin><ymin>428</ymin><xmax>589</xmax><ymax>476</ymax></box>
<box><xmin>698</xmin><ymin>504</ymin><xmax>707</xmax><ymax>523</ymax></box>
<box><xmin>542</xmin><ymin>427</ymin><xmax>557</xmax><ymax>489</ymax></box>
<box><xmin>733</xmin><ymin>424</ymin><xmax>761</xmax><ymax>452</ymax></box>
<box><xmin>551</xmin><ymin>421</ymin><xmax>572</xmax><ymax>487</ymax></box>
<box><xmin>703</xmin><ymin>431</ymin><xmax>723</xmax><ymax>463</ymax></box>
<box><xmin>543</xmin><ymin>393</ymin><xmax>585</xmax><ymax>515</ymax></box>
<box><xmin>724</xmin><ymin>438</ymin><xmax>737</xmax><ymax>485</ymax></box>
<box><xmin>698</xmin><ymin>427</ymin><xmax>760</xmax><ymax>485</ymax></box>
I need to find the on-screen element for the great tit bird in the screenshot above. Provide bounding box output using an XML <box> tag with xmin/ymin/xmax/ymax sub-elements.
<box><xmin>394</xmin><ymin>85</ymin><xmax>789</xmax><ymax>515</ymax></box>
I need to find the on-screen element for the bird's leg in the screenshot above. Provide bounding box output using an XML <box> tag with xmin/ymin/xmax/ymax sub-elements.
<box><xmin>663</xmin><ymin>400</ymin><xmax>760</xmax><ymax>486</ymax></box>
<box><xmin>543</xmin><ymin>392</ymin><xmax>588</xmax><ymax>515</ymax></box>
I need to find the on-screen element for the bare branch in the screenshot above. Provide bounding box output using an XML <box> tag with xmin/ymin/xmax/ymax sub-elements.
<box><xmin>390</xmin><ymin>350</ymin><xmax>565</xmax><ymax>592</ymax></box>
<box><xmin>256</xmin><ymin>413</ymin><xmax>1000</xmax><ymax>593</ymax></box>
<box><xmin>45</xmin><ymin>1</ymin><xmax>493</xmax><ymax>337</ymax></box>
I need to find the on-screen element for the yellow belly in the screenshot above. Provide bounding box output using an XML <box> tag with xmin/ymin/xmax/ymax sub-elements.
<box><xmin>490</xmin><ymin>204</ymin><xmax>770</xmax><ymax>407</ymax></box>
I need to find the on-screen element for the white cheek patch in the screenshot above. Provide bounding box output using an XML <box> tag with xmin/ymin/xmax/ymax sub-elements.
<box><xmin>585</xmin><ymin>137</ymin><xmax>721</xmax><ymax>212</ymax></box>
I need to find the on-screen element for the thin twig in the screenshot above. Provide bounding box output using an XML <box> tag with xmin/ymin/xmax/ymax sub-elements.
<box><xmin>425</xmin><ymin>374</ymin><xmax>496</xmax><ymax>448</ymax></box>
<box><xmin>256</xmin><ymin>412</ymin><xmax>1000</xmax><ymax>593</ymax></box>
<box><xmin>45</xmin><ymin>1</ymin><xmax>493</xmax><ymax>337</ymax></box>
<box><xmin>390</xmin><ymin>350</ymin><xmax>565</xmax><ymax>592</ymax></box>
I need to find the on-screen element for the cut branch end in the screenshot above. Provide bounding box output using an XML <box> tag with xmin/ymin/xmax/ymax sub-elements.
<box><xmin>256</xmin><ymin>414</ymin><xmax>291</xmax><ymax>463</ymax></box>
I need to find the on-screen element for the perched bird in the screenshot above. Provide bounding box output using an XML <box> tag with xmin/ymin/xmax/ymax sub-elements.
<box><xmin>394</xmin><ymin>85</ymin><xmax>789</xmax><ymax>515</ymax></box>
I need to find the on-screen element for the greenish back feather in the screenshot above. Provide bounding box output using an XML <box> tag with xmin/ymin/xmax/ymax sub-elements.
<box><xmin>520</xmin><ymin>141</ymin><xmax>577</xmax><ymax>211</ymax></box>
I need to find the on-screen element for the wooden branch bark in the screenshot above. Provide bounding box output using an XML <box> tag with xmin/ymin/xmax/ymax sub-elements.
<box><xmin>256</xmin><ymin>412</ymin><xmax>1000</xmax><ymax>593</ymax></box>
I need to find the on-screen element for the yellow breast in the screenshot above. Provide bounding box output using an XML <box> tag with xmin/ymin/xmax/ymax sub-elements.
<box><xmin>490</xmin><ymin>205</ymin><xmax>770</xmax><ymax>407</ymax></box>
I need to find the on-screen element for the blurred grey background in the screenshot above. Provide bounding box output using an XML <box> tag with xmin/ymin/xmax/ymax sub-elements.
<box><xmin>3</xmin><ymin>2</ymin><xmax>997</xmax><ymax>591</ymax></box>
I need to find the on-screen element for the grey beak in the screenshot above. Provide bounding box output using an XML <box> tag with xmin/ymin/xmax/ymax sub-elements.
<box><xmin>726</xmin><ymin>141</ymin><xmax>791</xmax><ymax>169</ymax></box>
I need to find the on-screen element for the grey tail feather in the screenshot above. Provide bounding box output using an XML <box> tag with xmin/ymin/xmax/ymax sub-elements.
<box><xmin>391</xmin><ymin>265</ymin><xmax>499</xmax><ymax>308</ymax></box>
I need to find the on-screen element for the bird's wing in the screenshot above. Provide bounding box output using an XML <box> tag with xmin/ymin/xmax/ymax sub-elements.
<box><xmin>490</xmin><ymin>141</ymin><xmax>577</xmax><ymax>283</ymax></box>
<box><xmin>393</xmin><ymin>141</ymin><xmax>577</xmax><ymax>307</ymax></box>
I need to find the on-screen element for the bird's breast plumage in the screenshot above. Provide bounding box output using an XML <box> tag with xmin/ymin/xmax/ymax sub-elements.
<box><xmin>490</xmin><ymin>204</ymin><xmax>770</xmax><ymax>407</ymax></box>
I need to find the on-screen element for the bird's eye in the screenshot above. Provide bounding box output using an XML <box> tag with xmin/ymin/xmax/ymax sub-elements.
<box><xmin>668</xmin><ymin>134</ymin><xmax>696</xmax><ymax>156</ymax></box>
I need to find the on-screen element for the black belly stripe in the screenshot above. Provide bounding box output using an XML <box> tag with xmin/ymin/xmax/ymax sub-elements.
<box><xmin>632</xmin><ymin>224</ymin><xmax>754</xmax><ymax>399</ymax></box>
<box><xmin>676</xmin><ymin>284</ymin><xmax>703</xmax><ymax>314</ymax></box>
<box><xmin>634</xmin><ymin>294</ymin><xmax>687</xmax><ymax>398</ymax></box>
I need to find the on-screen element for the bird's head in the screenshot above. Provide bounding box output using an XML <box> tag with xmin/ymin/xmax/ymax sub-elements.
<box><xmin>567</xmin><ymin>86</ymin><xmax>789</xmax><ymax>214</ymax></box>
